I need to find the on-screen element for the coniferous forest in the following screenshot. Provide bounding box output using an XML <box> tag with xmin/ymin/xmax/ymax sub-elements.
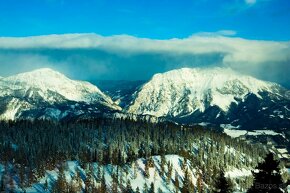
<box><xmin>1</xmin><ymin>117</ymin><xmax>287</xmax><ymax>192</ymax></box>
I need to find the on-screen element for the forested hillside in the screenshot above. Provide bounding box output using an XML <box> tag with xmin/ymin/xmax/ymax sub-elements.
<box><xmin>0</xmin><ymin>118</ymin><xmax>273</xmax><ymax>192</ymax></box>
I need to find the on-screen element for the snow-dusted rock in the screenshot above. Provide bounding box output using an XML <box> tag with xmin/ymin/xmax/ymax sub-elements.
<box><xmin>0</xmin><ymin>68</ymin><xmax>120</xmax><ymax>120</ymax></box>
<box><xmin>127</xmin><ymin>67</ymin><xmax>290</xmax><ymax>129</ymax></box>
<box><xmin>128</xmin><ymin>67</ymin><xmax>278</xmax><ymax>116</ymax></box>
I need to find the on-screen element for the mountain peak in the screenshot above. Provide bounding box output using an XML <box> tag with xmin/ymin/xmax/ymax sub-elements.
<box><xmin>11</xmin><ymin>68</ymin><xmax>67</xmax><ymax>80</ymax></box>
<box><xmin>1</xmin><ymin>68</ymin><xmax>118</xmax><ymax>106</ymax></box>
<box><xmin>128</xmin><ymin>67</ymin><xmax>278</xmax><ymax>116</ymax></box>
<box><xmin>151</xmin><ymin>67</ymin><xmax>273</xmax><ymax>93</ymax></box>
<box><xmin>29</xmin><ymin>67</ymin><xmax>63</xmax><ymax>74</ymax></box>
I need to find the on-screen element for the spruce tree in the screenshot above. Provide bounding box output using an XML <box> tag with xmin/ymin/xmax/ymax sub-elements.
<box><xmin>144</xmin><ymin>161</ymin><xmax>150</xmax><ymax>178</ymax></box>
<box><xmin>55</xmin><ymin>165</ymin><xmax>67</xmax><ymax>193</ymax></box>
<box><xmin>197</xmin><ymin>172</ymin><xmax>203</xmax><ymax>193</ymax></box>
<box><xmin>143</xmin><ymin>183</ymin><xmax>149</xmax><ymax>193</ymax></box>
<box><xmin>149</xmin><ymin>182</ymin><xmax>155</xmax><ymax>193</ymax></box>
<box><xmin>174</xmin><ymin>172</ymin><xmax>180</xmax><ymax>192</ymax></box>
<box><xmin>213</xmin><ymin>170</ymin><xmax>233</xmax><ymax>193</ymax></box>
<box><xmin>135</xmin><ymin>187</ymin><xmax>141</xmax><ymax>193</ymax></box>
<box><xmin>181</xmin><ymin>168</ymin><xmax>192</xmax><ymax>193</ymax></box>
<box><xmin>125</xmin><ymin>179</ymin><xmax>134</xmax><ymax>193</ymax></box>
<box><xmin>100</xmin><ymin>172</ymin><xmax>107</xmax><ymax>193</ymax></box>
<box><xmin>247</xmin><ymin>153</ymin><xmax>285</xmax><ymax>193</ymax></box>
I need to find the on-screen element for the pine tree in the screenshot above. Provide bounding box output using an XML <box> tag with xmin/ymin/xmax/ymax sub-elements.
<box><xmin>197</xmin><ymin>172</ymin><xmax>203</xmax><ymax>193</ymax></box>
<box><xmin>55</xmin><ymin>165</ymin><xmax>67</xmax><ymax>193</ymax></box>
<box><xmin>167</xmin><ymin>162</ymin><xmax>173</xmax><ymax>184</ymax></box>
<box><xmin>111</xmin><ymin>171</ymin><xmax>118</xmax><ymax>193</ymax></box>
<box><xmin>160</xmin><ymin>155</ymin><xmax>166</xmax><ymax>176</ymax></box>
<box><xmin>157</xmin><ymin>188</ymin><xmax>163</xmax><ymax>193</ymax></box>
<box><xmin>125</xmin><ymin>179</ymin><xmax>133</xmax><ymax>193</ymax></box>
<box><xmin>149</xmin><ymin>182</ymin><xmax>155</xmax><ymax>193</ymax></box>
<box><xmin>44</xmin><ymin>179</ymin><xmax>48</xmax><ymax>191</ymax></box>
<box><xmin>135</xmin><ymin>187</ymin><xmax>141</xmax><ymax>193</ymax></box>
<box><xmin>181</xmin><ymin>168</ymin><xmax>192</xmax><ymax>193</ymax></box>
<box><xmin>75</xmin><ymin>168</ymin><xmax>83</xmax><ymax>192</ymax></box>
<box><xmin>174</xmin><ymin>172</ymin><xmax>180</xmax><ymax>192</ymax></box>
<box><xmin>97</xmin><ymin>164</ymin><xmax>102</xmax><ymax>182</ymax></box>
<box><xmin>0</xmin><ymin>176</ymin><xmax>4</xmax><ymax>192</ymax></box>
<box><xmin>143</xmin><ymin>183</ymin><xmax>149</xmax><ymax>193</ymax></box>
<box><xmin>100</xmin><ymin>172</ymin><xmax>107</xmax><ymax>193</ymax></box>
<box><xmin>247</xmin><ymin>153</ymin><xmax>285</xmax><ymax>193</ymax></box>
<box><xmin>213</xmin><ymin>170</ymin><xmax>233</xmax><ymax>193</ymax></box>
<box><xmin>144</xmin><ymin>161</ymin><xmax>150</xmax><ymax>178</ymax></box>
<box><xmin>84</xmin><ymin>164</ymin><xmax>93</xmax><ymax>193</ymax></box>
<box><xmin>133</xmin><ymin>162</ymin><xmax>138</xmax><ymax>179</ymax></box>
<box><xmin>148</xmin><ymin>157</ymin><xmax>154</xmax><ymax>167</ymax></box>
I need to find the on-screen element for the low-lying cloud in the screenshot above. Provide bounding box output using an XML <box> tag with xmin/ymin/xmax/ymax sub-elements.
<box><xmin>0</xmin><ymin>33</ymin><xmax>289</xmax><ymax>88</ymax></box>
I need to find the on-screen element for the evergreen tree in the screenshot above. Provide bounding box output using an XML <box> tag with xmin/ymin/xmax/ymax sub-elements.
<box><xmin>125</xmin><ymin>179</ymin><xmax>134</xmax><ymax>193</ymax></box>
<box><xmin>0</xmin><ymin>174</ymin><xmax>5</xmax><ymax>192</ymax></box>
<box><xmin>197</xmin><ymin>172</ymin><xmax>203</xmax><ymax>193</ymax></box>
<box><xmin>144</xmin><ymin>161</ymin><xmax>150</xmax><ymax>178</ymax></box>
<box><xmin>213</xmin><ymin>170</ymin><xmax>233</xmax><ymax>193</ymax></box>
<box><xmin>111</xmin><ymin>171</ymin><xmax>118</xmax><ymax>193</ymax></box>
<box><xmin>55</xmin><ymin>165</ymin><xmax>67</xmax><ymax>193</ymax></box>
<box><xmin>247</xmin><ymin>153</ymin><xmax>285</xmax><ymax>193</ymax></box>
<box><xmin>143</xmin><ymin>183</ymin><xmax>149</xmax><ymax>193</ymax></box>
<box><xmin>167</xmin><ymin>162</ymin><xmax>173</xmax><ymax>184</ymax></box>
<box><xmin>135</xmin><ymin>187</ymin><xmax>141</xmax><ymax>193</ymax></box>
<box><xmin>100</xmin><ymin>172</ymin><xmax>107</xmax><ymax>193</ymax></box>
<box><xmin>43</xmin><ymin>179</ymin><xmax>48</xmax><ymax>191</ymax></box>
<box><xmin>149</xmin><ymin>182</ymin><xmax>155</xmax><ymax>193</ymax></box>
<box><xmin>174</xmin><ymin>172</ymin><xmax>180</xmax><ymax>192</ymax></box>
<box><xmin>133</xmin><ymin>162</ymin><xmax>138</xmax><ymax>179</ymax></box>
<box><xmin>181</xmin><ymin>168</ymin><xmax>193</xmax><ymax>193</ymax></box>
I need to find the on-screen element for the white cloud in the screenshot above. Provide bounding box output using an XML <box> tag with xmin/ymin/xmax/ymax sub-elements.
<box><xmin>0</xmin><ymin>33</ymin><xmax>289</xmax><ymax>80</ymax></box>
<box><xmin>0</xmin><ymin>33</ymin><xmax>288</xmax><ymax>62</ymax></box>
<box><xmin>195</xmin><ymin>30</ymin><xmax>237</xmax><ymax>36</ymax></box>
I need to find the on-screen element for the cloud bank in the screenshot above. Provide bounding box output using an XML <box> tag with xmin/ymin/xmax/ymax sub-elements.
<box><xmin>0</xmin><ymin>33</ymin><xmax>289</xmax><ymax>88</ymax></box>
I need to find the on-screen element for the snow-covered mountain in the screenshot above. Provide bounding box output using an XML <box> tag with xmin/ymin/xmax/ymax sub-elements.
<box><xmin>1</xmin><ymin>67</ymin><xmax>290</xmax><ymax>129</ymax></box>
<box><xmin>0</xmin><ymin>68</ymin><xmax>120</xmax><ymax>120</ymax></box>
<box><xmin>127</xmin><ymin>67</ymin><xmax>290</xmax><ymax>129</ymax></box>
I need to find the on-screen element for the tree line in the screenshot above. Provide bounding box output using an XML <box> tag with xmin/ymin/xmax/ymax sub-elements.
<box><xmin>0</xmin><ymin>117</ymin><xmax>274</xmax><ymax>192</ymax></box>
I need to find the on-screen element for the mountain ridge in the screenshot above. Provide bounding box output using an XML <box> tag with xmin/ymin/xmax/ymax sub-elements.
<box><xmin>0</xmin><ymin>68</ymin><xmax>120</xmax><ymax>120</ymax></box>
<box><xmin>126</xmin><ymin>67</ymin><xmax>290</xmax><ymax>130</ymax></box>
<box><xmin>0</xmin><ymin>67</ymin><xmax>290</xmax><ymax>131</ymax></box>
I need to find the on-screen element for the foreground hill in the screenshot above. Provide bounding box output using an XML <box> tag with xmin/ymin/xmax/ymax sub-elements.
<box><xmin>0</xmin><ymin>118</ymin><xmax>271</xmax><ymax>192</ymax></box>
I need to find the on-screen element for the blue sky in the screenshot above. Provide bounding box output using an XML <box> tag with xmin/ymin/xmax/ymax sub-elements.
<box><xmin>0</xmin><ymin>0</ymin><xmax>289</xmax><ymax>40</ymax></box>
<box><xmin>0</xmin><ymin>0</ymin><xmax>289</xmax><ymax>87</ymax></box>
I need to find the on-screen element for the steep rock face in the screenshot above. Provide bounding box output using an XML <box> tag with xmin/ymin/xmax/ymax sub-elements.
<box><xmin>127</xmin><ymin>67</ymin><xmax>290</xmax><ymax>129</ymax></box>
<box><xmin>0</xmin><ymin>68</ymin><xmax>120</xmax><ymax>120</ymax></box>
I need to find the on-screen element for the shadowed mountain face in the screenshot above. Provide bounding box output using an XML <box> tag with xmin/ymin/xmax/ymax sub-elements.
<box><xmin>93</xmin><ymin>80</ymin><xmax>146</xmax><ymax>108</ymax></box>
<box><xmin>125</xmin><ymin>68</ymin><xmax>290</xmax><ymax>130</ymax></box>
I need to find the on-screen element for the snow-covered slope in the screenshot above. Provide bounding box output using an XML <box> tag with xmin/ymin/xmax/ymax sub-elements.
<box><xmin>128</xmin><ymin>67</ymin><xmax>276</xmax><ymax>115</ymax></box>
<box><xmin>0</xmin><ymin>155</ymin><xmax>254</xmax><ymax>193</ymax></box>
<box><xmin>127</xmin><ymin>67</ymin><xmax>290</xmax><ymax>129</ymax></box>
<box><xmin>1</xmin><ymin>68</ymin><xmax>114</xmax><ymax>104</ymax></box>
<box><xmin>0</xmin><ymin>68</ymin><xmax>120</xmax><ymax>120</ymax></box>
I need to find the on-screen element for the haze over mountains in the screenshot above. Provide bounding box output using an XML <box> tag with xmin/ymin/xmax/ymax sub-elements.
<box><xmin>0</xmin><ymin>67</ymin><xmax>289</xmax><ymax>130</ymax></box>
<box><xmin>0</xmin><ymin>33</ymin><xmax>290</xmax><ymax>88</ymax></box>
